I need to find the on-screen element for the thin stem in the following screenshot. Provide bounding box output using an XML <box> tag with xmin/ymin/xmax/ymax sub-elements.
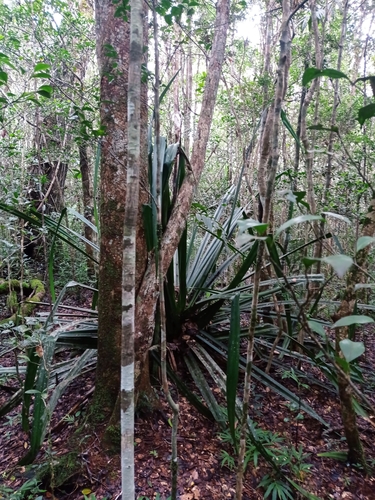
<box><xmin>153</xmin><ymin>2</ymin><xmax>180</xmax><ymax>498</ymax></box>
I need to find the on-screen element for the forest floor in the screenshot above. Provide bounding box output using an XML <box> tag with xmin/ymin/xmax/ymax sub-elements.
<box><xmin>1</xmin><ymin>292</ymin><xmax>375</xmax><ymax>499</ymax></box>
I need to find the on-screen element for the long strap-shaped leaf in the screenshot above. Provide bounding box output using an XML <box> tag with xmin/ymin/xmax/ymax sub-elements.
<box><xmin>19</xmin><ymin>334</ymin><xmax>57</xmax><ymax>465</ymax></box>
<box><xmin>197</xmin><ymin>332</ymin><xmax>328</xmax><ymax>426</ymax></box>
<box><xmin>0</xmin><ymin>202</ymin><xmax>99</xmax><ymax>262</ymax></box>
<box><xmin>190</xmin><ymin>343</ymin><xmax>281</xmax><ymax>472</ymax></box>
<box><xmin>194</xmin><ymin>241</ymin><xmax>259</xmax><ymax>327</ymax></box>
<box><xmin>184</xmin><ymin>352</ymin><xmax>225</xmax><ymax>427</ymax></box>
<box><xmin>21</xmin><ymin>346</ymin><xmax>41</xmax><ymax>432</ymax></box>
<box><xmin>227</xmin><ymin>294</ymin><xmax>240</xmax><ymax>451</ymax></box>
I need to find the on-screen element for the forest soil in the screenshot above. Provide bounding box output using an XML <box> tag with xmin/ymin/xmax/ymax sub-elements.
<box><xmin>1</xmin><ymin>296</ymin><xmax>375</xmax><ymax>499</ymax></box>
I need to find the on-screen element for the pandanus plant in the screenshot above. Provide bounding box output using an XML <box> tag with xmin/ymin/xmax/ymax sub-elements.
<box><xmin>0</xmin><ymin>131</ymin><xmax>373</xmax><ymax>478</ymax></box>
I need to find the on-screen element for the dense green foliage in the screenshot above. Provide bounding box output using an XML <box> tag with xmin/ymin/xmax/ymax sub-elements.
<box><xmin>1</xmin><ymin>0</ymin><xmax>375</xmax><ymax>498</ymax></box>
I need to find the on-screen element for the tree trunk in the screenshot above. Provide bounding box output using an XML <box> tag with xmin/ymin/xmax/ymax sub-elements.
<box><xmin>92</xmin><ymin>0</ymin><xmax>148</xmax><ymax>439</ymax></box>
<box><xmin>300</xmin><ymin>0</ymin><xmax>322</xmax><ymax>298</ymax></box>
<box><xmin>92</xmin><ymin>0</ymin><xmax>130</xmax><ymax>422</ymax></box>
<box><xmin>333</xmin><ymin>197</ymin><xmax>375</xmax><ymax>470</ymax></box>
<box><xmin>317</xmin><ymin>0</ymin><xmax>348</xmax><ymax>266</ymax></box>
<box><xmin>79</xmin><ymin>143</ymin><xmax>96</xmax><ymax>277</ymax></box>
<box><xmin>134</xmin><ymin>0</ymin><xmax>231</xmax><ymax>399</ymax></box>
<box><xmin>120</xmin><ymin>0</ymin><xmax>143</xmax><ymax>494</ymax></box>
<box><xmin>183</xmin><ymin>16</ymin><xmax>193</xmax><ymax>156</ymax></box>
<box><xmin>93</xmin><ymin>0</ymin><xmax>148</xmax><ymax>420</ymax></box>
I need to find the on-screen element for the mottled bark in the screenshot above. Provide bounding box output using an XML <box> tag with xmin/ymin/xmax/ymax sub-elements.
<box><xmin>93</xmin><ymin>0</ymin><xmax>130</xmax><ymax>419</ymax></box>
<box><xmin>263</xmin><ymin>0</ymin><xmax>291</xmax><ymax>225</ymax></box>
<box><xmin>92</xmin><ymin>0</ymin><xmax>148</xmax><ymax>433</ymax></box>
<box><xmin>173</xmin><ymin>25</ymin><xmax>181</xmax><ymax>144</ymax></box>
<box><xmin>299</xmin><ymin>0</ymin><xmax>322</xmax><ymax>297</ymax></box>
<box><xmin>257</xmin><ymin>1</ymin><xmax>273</xmax><ymax>220</ymax></box>
<box><xmin>301</xmin><ymin>0</ymin><xmax>322</xmax><ymax>216</ymax></box>
<box><xmin>183</xmin><ymin>16</ymin><xmax>193</xmax><ymax>156</ymax></box>
<box><xmin>121</xmin><ymin>0</ymin><xmax>143</xmax><ymax>494</ymax></box>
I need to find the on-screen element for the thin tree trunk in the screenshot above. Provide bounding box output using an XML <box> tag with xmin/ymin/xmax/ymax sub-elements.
<box><xmin>153</xmin><ymin>9</ymin><xmax>179</xmax><ymax>496</ymax></box>
<box><xmin>134</xmin><ymin>0</ymin><xmax>231</xmax><ymax>398</ymax></box>
<box><xmin>79</xmin><ymin>143</ymin><xmax>96</xmax><ymax>277</ymax></box>
<box><xmin>333</xmin><ymin>197</ymin><xmax>375</xmax><ymax>470</ymax></box>
<box><xmin>257</xmin><ymin>2</ymin><xmax>273</xmax><ymax>220</ymax></box>
<box><xmin>317</xmin><ymin>0</ymin><xmax>348</xmax><ymax>264</ymax></box>
<box><xmin>236</xmin><ymin>0</ymin><xmax>292</xmax><ymax>496</ymax></box>
<box><xmin>299</xmin><ymin>0</ymin><xmax>322</xmax><ymax>303</ymax></box>
<box><xmin>120</xmin><ymin>0</ymin><xmax>143</xmax><ymax>495</ymax></box>
<box><xmin>183</xmin><ymin>15</ymin><xmax>193</xmax><ymax>156</ymax></box>
<box><xmin>173</xmin><ymin>25</ymin><xmax>181</xmax><ymax>144</ymax></box>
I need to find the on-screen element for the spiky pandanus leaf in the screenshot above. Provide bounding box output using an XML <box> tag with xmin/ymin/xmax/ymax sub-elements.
<box><xmin>196</xmin><ymin>331</ymin><xmax>329</xmax><ymax>427</ymax></box>
<box><xmin>0</xmin><ymin>202</ymin><xmax>99</xmax><ymax>262</ymax></box>
<box><xmin>8</xmin><ymin>282</ymin><xmax>99</xmax><ymax>465</ymax></box>
<box><xmin>184</xmin><ymin>352</ymin><xmax>225</xmax><ymax>427</ymax></box>
<box><xmin>227</xmin><ymin>294</ymin><xmax>241</xmax><ymax>450</ymax></box>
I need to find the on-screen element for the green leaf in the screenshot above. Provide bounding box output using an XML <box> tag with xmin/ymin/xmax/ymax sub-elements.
<box><xmin>31</xmin><ymin>72</ymin><xmax>51</xmax><ymax>78</ymax></box>
<box><xmin>184</xmin><ymin>352</ymin><xmax>225</xmax><ymax>426</ymax></box>
<box><xmin>22</xmin><ymin>347</ymin><xmax>40</xmax><ymax>432</ymax></box>
<box><xmin>339</xmin><ymin>339</ymin><xmax>365</xmax><ymax>363</ymax></box>
<box><xmin>19</xmin><ymin>335</ymin><xmax>57</xmax><ymax>465</ymax></box>
<box><xmin>33</xmin><ymin>63</ymin><xmax>51</xmax><ymax>72</ymax></box>
<box><xmin>159</xmin><ymin>70</ymin><xmax>180</xmax><ymax>106</ymax></box>
<box><xmin>0</xmin><ymin>56</ymin><xmax>16</xmax><ymax>70</ymax></box>
<box><xmin>171</xmin><ymin>4</ymin><xmax>183</xmax><ymax>18</ymax></box>
<box><xmin>321</xmin><ymin>254</ymin><xmax>353</xmax><ymax>278</ymax></box>
<box><xmin>307</xmin><ymin>320</ymin><xmax>327</xmax><ymax>338</ymax></box>
<box><xmin>302</xmin><ymin>67</ymin><xmax>349</xmax><ymax>87</ymax></box>
<box><xmin>317</xmin><ymin>451</ymin><xmax>348</xmax><ymax>461</ymax></box>
<box><xmin>49</xmin><ymin>209</ymin><xmax>67</xmax><ymax>302</ymax></box>
<box><xmin>302</xmin><ymin>257</ymin><xmax>318</xmax><ymax>269</ymax></box>
<box><xmin>237</xmin><ymin>219</ymin><xmax>268</xmax><ymax>234</ymax></box>
<box><xmin>275</xmin><ymin>215</ymin><xmax>322</xmax><ymax>236</ymax></box>
<box><xmin>227</xmin><ymin>294</ymin><xmax>240</xmax><ymax>452</ymax></box>
<box><xmin>356</xmin><ymin>236</ymin><xmax>375</xmax><ymax>252</ymax></box>
<box><xmin>0</xmin><ymin>70</ymin><xmax>8</xmax><ymax>84</ymax></box>
<box><xmin>357</xmin><ymin>103</ymin><xmax>375</xmax><ymax>126</ymax></box>
<box><xmin>37</xmin><ymin>84</ymin><xmax>53</xmax><ymax>98</ymax></box>
<box><xmin>0</xmin><ymin>202</ymin><xmax>99</xmax><ymax>263</ymax></box>
<box><xmin>333</xmin><ymin>314</ymin><xmax>374</xmax><ymax>328</ymax></box>
<box><xmin>322</xmin><ymin>211</ymin><xmax>351</xmax><ymax>224</ymax></box>
<box><xmin>37</xmin><ymin>91</ymin><xmax>51</xmax><ymax>98</ymax></box>
<box><xmin>281</xmin><ymin>109</ymin><xmax>303</xmax><ymax>150</ymax></box>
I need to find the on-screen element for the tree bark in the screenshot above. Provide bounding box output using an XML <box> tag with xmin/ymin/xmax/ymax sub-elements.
<box><xmin>120</xmin><ymin>0</ymin><xmax>143</xmax><ymax>494</ymax></box>
<box><xmin>93</xmin><ymin>0</ymin><xmax>130</xmax><ymax>420</ymax></box>
<box><xmin>92</xmin><ymin>0</ymin><xmax>148</xmax><ymax>439</ymax></box>
<box><xmin>183</xmin><ymin>15</ymin><xmax>193</xmax><ymax>156</ymax></box>
<box><xmin>79</xmin><ymin>143</ymin><xmax>96</xmax><ymax>277</ymax></box>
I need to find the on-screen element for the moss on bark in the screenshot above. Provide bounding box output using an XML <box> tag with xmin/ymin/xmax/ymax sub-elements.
<box><xmin>0</xmin><ymin>279</ymin><xmax>45</xmax><ymax>324</ymax></box>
